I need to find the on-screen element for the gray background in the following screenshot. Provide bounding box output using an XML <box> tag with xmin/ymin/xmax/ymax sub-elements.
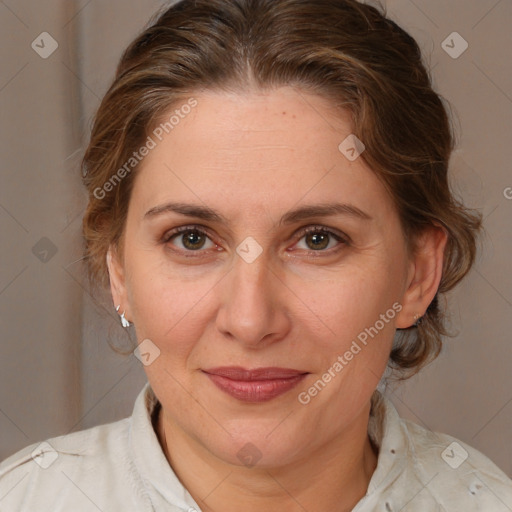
<box><xmin>1</xmin><ymin>0</ymin><xmax>511</xmax><ymax>478</ymax></box>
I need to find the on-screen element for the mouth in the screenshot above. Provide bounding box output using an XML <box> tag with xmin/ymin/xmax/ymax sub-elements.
<box><xmin>202</xmin><ymin>366</ymin><xmax>309</xmax><ymax>403</ymax></box>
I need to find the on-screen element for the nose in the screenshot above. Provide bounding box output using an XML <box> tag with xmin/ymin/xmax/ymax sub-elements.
<box><xmin>215</xmin><ymin>248</ymin><xmax>291</xmax><ymax>348</ymax></box>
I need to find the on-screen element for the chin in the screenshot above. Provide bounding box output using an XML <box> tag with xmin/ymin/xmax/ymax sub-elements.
<box><xmin>209</xmin><ymin>432</ymin><xmax>304</xmax><ymax>470</ymax></box>
<box><xmin>192</xmin><ymin>413</ymin><xmax>314</xmax><ymax>470</ymax></box>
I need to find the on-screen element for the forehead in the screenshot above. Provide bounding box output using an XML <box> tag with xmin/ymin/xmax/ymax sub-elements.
<box><xmin>130</xmin><ymin>87</ymin><xmax>396</xmax><ymax>223</ymax></box>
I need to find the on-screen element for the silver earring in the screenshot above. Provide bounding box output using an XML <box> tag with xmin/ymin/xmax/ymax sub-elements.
<box><xmin>413</xmin><ymin>313</ymin><xmax>422</xmax><ymax>327</ymax></box>
<box><xmin>116</xmin><ymin>304</ymin><xmax>131</xmax><ymax>328</ymax></box>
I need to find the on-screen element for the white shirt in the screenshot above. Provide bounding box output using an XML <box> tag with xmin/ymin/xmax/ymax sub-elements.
<box><xmin>1</xmin><ymin>383</ymin><xmax>511</xmax><ymax>511</ymax></box>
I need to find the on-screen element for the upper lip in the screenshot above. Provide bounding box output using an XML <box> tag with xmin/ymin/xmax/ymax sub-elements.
<box><xmin>202</xmin><ymin>366</ymin><xmax>308</xmax><ymax>381</ymax></box>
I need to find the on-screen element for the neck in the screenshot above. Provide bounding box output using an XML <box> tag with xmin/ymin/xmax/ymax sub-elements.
<box><xmin>157</xmin><ymin>402</ymin><xmax>378</xmax><ymax>512</ymax></box>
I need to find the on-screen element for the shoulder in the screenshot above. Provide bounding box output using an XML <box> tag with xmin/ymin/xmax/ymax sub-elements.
<box><xmin>0</xmin><ymin>417</ymin><xmax>146</xmax><ymax>511</ymax></box>
<box><xmin>400</xmin><ymin>415</ymin><xmax>512</xmax><ymax>510</ymax></box>
<box><xmin>0</xmin><ymin>416</ymin><xmax>129</xmax><ymax>473</ymax></box>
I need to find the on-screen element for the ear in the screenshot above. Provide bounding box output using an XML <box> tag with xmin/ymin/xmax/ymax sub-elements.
<box><xmin>106</xmin><ymin>244</ymin><xmax>132</xmax><ymax>322</ymax></box>
<box><xmin>395</xmin><ymin>224</ymin><xmax>448</xmax><ymax>329</ymax></box>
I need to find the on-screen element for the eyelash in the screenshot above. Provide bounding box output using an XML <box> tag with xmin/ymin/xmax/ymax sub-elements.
<box><xmin>160</xmin><ymin>224</ymin><xmax>350</xmax><ymax>258</ymax></box>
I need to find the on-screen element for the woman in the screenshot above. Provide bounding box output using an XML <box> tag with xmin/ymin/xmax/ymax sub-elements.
<box><xmin>1</xmin><ymin>0</ymin><xmax>511</xmax><ymax>510</ymax></box>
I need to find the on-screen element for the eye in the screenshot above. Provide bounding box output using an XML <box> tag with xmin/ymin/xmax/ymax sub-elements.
<box><xmin>162</xmin><ymin>226</ymin><xmax>217</xmax><ymax>252</ymax></box>
<box><xmin>161</xmin><ymin>224</ymin><xmax>349</xmax><ymax>257</ymax></box>
<box><xmin>293</xmin><ymin>226</ymin><xmax>349</xmax><ymax>253</ymax></box>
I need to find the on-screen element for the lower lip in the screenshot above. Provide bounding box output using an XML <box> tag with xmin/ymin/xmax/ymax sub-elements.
<box><xmin>205</xmin><ymin>373</ymin><xmax>307</xmax><ymax>402</ymax></box>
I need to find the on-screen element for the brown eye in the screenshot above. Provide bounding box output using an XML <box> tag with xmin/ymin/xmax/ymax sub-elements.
<box><xmin>295</xmin><ymin>227</ymin><xmax>348</xmax><ymax>253</ymax></box>
<box><xmin>163</xmin><ymin>227</ymin><xmax>215</xmax><ymax>251</ymax></box>
<box><xmin>305</xmin><ymin>231</ymin><xmax>330</xmax><ymax>250</ymax></box>
<box><xmin>181</xmin><ymin>230</ymin><xmax>207</xmax><ymax>250</ymax></box>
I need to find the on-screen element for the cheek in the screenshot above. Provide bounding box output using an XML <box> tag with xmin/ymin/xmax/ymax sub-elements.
<box><xmin>126</xmin><ymin>251</ymin><xmax>221</xmax><ymax>355</ymax></box>
<box><xmin>297</xmin><ymin>267</ymin><xmax>401</xmax><ymax>405</ymax></box>
<box><xmin>294</xmin><ymin>256</ymin><xmax>404</xmax><ymax>350</ymax></box>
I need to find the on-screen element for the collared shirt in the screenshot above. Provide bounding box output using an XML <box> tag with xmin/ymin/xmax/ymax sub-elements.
<box><xmin>1</xmin><ymin>383</ymin><xmax>511</xmax><ymax>511</ymax></box>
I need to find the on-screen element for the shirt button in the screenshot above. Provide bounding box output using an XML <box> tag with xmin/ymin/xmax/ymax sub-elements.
<box><xmin>469</xmin><ymin>482</ymin><xmax>483</xmax><ymax>495</ymax></box>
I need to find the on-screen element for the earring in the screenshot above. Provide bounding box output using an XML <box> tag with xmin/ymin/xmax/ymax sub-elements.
<box><xmin>116</xmin><ymin>304</ymin><xmax>131</xmax><ymax>328</ymax></box>
<box><xmin>413</xmin><ymin>313</ymin><xmax>422</xmax><ymax>327</ymax></box>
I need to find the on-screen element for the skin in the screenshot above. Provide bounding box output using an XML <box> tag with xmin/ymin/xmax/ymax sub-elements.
<box><xmin>107</xmin><ymin>87</ymin><xmax>447</xmax><ymax>512</ymax></box>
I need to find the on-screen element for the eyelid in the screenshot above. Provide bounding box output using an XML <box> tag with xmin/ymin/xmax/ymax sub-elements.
<box><xmin>297</xmin><ymin>225</ymin><xmax>351</xmax><ymax>244</ymax></box>
<box><xmin>161</xmin><ymin>224</ymin><xmax>216</xmax><ymax>243</ymax></box>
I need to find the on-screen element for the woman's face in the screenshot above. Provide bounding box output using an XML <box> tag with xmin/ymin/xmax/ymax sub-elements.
<box><xmin>109</xmin><ymin>87</ymin><xmax>422</xmax><ymax>467</ymax></box>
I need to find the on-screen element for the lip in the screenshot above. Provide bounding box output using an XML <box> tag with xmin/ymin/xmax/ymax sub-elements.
<box><xmin>202</xmin><ymin>366</ymin><xmax>309</xmax><ymax>402</ymax></box>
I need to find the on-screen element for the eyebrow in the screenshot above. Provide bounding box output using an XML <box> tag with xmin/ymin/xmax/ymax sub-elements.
<box><xmin>143</xmin><ymin>201</ymin><xmax>372</xmax><ymax>224</ymax></box>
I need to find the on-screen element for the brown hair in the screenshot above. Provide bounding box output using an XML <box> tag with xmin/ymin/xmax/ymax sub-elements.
<box><xmin>81</xmin><ymin>0</ymin><xmax>482</xmax><ymax>378</ymax></box>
